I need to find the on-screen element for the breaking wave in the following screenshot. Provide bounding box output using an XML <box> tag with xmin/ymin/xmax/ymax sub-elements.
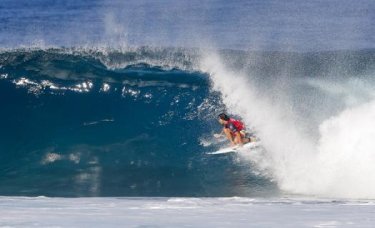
<box><xmin>1</xmin><ymin>47</ymin><xmax>375</xmax><ymax>199</ymax></box>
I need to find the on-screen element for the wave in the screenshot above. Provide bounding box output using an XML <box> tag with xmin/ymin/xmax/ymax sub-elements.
<box><xmin>0</xmin><ymin>47</ymin><xmax>276</xmax><ymax>197</ymax></box>
<box><xmin>2</xmin><ymin>47</ymin><xmax>375</xmax><ymax>198</ymax></box>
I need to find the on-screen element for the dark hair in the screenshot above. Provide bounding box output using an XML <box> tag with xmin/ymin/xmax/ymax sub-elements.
<box><xmin>218</xmin><ymin>113</ymin><xmax>230</xmax><ymax>121</ymax></box>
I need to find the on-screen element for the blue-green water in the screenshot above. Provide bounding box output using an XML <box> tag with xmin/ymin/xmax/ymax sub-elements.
<box><xmin>1</xmin><ymin>47</ymin><xmax>375</xmax><ymax>196</ymax></box>
<box><xmin>2</xmin><ymin>0</ymin><xmax>375</xmax><ymax>198</ymax></box>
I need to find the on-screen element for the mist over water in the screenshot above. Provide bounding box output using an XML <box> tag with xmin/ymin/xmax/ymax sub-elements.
<box><xmin>1</xmin><ymin>0</ymin><xmax>375</xmax><ymax>198</ymax></box>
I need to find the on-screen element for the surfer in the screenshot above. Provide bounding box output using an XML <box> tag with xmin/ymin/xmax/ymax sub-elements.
<box><xmin>216</xmin><ymin>113</ymin><xmax>253</xmax><ymax>146</ymax></box>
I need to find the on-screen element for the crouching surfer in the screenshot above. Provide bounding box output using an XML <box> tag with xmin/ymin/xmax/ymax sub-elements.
<box><xmin>215</xmin><ymin>113</ymin><xmax>255</xmax><ymax>147</ymax></box>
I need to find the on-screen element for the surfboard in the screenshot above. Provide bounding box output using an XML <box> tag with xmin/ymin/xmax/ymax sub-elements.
<box><xmin>207</xmin><ymin>141</ymin><xmax>261</xmax><ymax>155</ymax></box>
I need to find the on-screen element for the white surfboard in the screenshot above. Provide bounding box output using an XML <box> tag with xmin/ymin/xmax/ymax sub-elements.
<box><xmin>207</xmin><ymin>141</ymin><xmax>261</xmax><ymax>155</ymax></box>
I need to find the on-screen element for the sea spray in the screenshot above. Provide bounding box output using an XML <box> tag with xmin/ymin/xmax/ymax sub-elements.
<box><xmin>199</xmin><ymin>51</ymin><xmax>316</xmax><ymax>190</ymax></box>
<box><xmin>313</xmin><ymin>100</ymin><xmax>375</xmax><ymax>198</ymax></box>
<box><xmin>200</xmin><ymin>50</ymin><xmax>375</xmax><ymax>199</ymax></box>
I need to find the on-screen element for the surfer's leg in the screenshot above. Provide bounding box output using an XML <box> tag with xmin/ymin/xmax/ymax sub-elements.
<box><xmin>223</xmin><ymin>128</ymin><xmax>234</xmax><ymax>142</ymax></box>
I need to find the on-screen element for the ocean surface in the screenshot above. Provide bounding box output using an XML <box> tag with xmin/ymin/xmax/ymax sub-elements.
<box><xmin>1</xmin><ymin>0</ymin><xmax>375</xmax><ymax>226</ymax></box>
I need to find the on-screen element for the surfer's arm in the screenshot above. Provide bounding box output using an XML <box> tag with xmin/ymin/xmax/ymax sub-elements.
<box><xmin>213</xmin><ymin>130</ymin><xmax>224</xmax><ymax>138</ymax></box>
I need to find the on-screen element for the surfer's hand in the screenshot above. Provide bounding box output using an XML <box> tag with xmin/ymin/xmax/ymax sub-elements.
<box><xmin>213</xmin><ymin>133</ymin><xmax>222</xmax><ymax>138</ymax></box>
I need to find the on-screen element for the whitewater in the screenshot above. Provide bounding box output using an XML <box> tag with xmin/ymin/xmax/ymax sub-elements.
<box><xmin>200</xmin><ymin>51</ymin><xmax>375</xmax><ymax>199</ymax></box>
<box><xmin>2</xmin><ymin>0</ymin><xmax>375</xmax><ymax>227</ymax></box>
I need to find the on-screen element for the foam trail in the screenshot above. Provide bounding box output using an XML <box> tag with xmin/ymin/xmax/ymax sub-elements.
<box><xmin>200</xmin><ymin>50</ymin><xmax>375</xmax><ymax>199</ymax></box>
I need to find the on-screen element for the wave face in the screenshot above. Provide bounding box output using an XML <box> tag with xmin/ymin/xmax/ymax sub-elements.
<box><xmin>0</xmin><ymin>48</ymin><xmax>277</xmax><ymax>197</ymax></box>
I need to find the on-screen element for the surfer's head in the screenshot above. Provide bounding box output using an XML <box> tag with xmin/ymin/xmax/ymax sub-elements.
<box><xmin>218</xmin><ymin>113</ymin><xmax>230</xmax><ymax>124</ymax></box>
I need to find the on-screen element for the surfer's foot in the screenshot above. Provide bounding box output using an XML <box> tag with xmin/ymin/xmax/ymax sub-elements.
<box><xmin>243</xmin><ymin>138</ymin><xmax>251</xmax><ymax>144</ymax></box>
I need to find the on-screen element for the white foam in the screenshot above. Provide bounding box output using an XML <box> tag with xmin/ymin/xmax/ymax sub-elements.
<box><xmin>41</xmin><ymin>153</ymin><xmax>63</xmax><ymax>164</ymax></box>
<box><xmin>311</xmin><ymin>100</ymin><xmax>375</xmax><ymax>198</ymax></box>
<box><xmin>14</xmin><ymin>77</ymin><xmax>39</xmax><ymax>86</ymax></box>
<box><xmin>121</xmin><ymin>86</ymin><xmax>140</xmax><ymax>98</ymax></box>
<box><xmin>100</xmin><ymin>83</ymin><xmax>111</xmax><ymax>92</ymax></box>
<box><xmin>41</xmin><ymin>80</ymin><xmax>60</xmax><ymax>90</ymax></box>
<box><xmin>199</xmin><ymin>50</ymin><xmax>375</xmax><ymax>199</ymax></box>
<box><xmin>0</xmin><ymin>197</ymin><xmax>374</xmax><ymax>227</ymax></box>
<box><xmin>72</xmin><ymin>81</ymin><xmax>93</xmax><ymax>93</ymax></box>
<box><xmin>68</xmin><ymin>153</ymin><xmax>81</xmax><ymax>164</ymax></box>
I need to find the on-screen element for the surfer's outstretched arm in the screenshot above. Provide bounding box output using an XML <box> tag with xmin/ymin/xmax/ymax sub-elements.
<box><xmin>213</xmin><ymin>132</ymin><xmax>223</xmax><ymax>138</ymax></box>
